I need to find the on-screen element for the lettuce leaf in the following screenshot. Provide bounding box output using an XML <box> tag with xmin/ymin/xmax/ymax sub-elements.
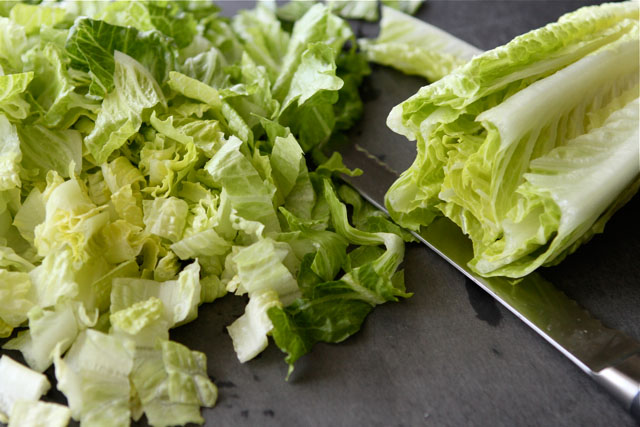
<box><xmin>65</xmin><ymin>17</ymin><xmax>177</xmax><ymax>97</ymax></box>
<box><xmin>227</xmin><ymin>289</ymin><xmax>282</xmax><ymax>363</ymax></box>
<box><xmin>8</xmin><ymin>400</ymin><xmax>71</xmax><ymax>427</ymax></box>
<box><xmin>111</xmin><ymin>261</ymin><xmax>201</xmax><ymax>328</ymax></box>
<box><xmin>0</xmin><ymin>115</ymin><xmax>22</xmax><ymax>192</ymax></box>
<box><xmin>381</xmin><ymin>0</ymin><xmax>424</xmax><ymax>16</ymax></box>
<box><xmin>0</xmin><ymin>73</ymin><xmax>33</xmax><ymax>121</ymax></box>
<box><xmin>9</xmin><ymin>4</ymin><xmax>68</xmax><ymax>36</ymax></box>
<box><xmin>0</xmin><ymin>355</ymin><xmax>51</xmax><ymax>423</ymax></box>
<box><xmin>360</xmin><ymin>6</ymin><xmax>481</xmax><ymax>81</ymax></box>
<box><xmin>34</xmin><ymin>177</ymin><xmax>109</xmax><ymax>263</ymax></box>
<box><xmin>328</xmin><ymin>0</ymin><xmax>379</xmax><ymax>22</ymax></box>
<box><xmin>18</xmin><ymin>125</ymin><xmax>83</xmax><ymax>181</ymax></box>
<box><xmin>85</xmin><ymin>51</ymin><xmax>165</xmax><ymax>164</ymax></box>
<box><xmin>0</xmin><ymin>17</ymin><xmax>27</xmax><ymax>74</ymax></box>
<box><xmin>22</xmin><ymin>42</ymin><xmax>100</xmax><ymax>128</ymax></box>
<box><xmin>232</xmin><ymin>4</ymin><xmax>289</xmax><ymax>82</ymax></box>
<box><xmin>110</xmin><ymin>296</ymin><xmax>169</xmax><ymax>348</ymax></box>
<box><xmin>0</xmin><ymin>269</ymin><xmax>32</xmax><ymax>338</ymax></box>
<box><xmin>3</xmin><ymin>301</ymin><xmax>96</xmax><ymax>372</ymax></box>
<box><xmin>205</xmin><ymin>136</ymin><xmax>281</xmax><ymax>233</ymax></box>
<box><xmin>268</xmin><ymin>181</ymin><xmax>408</xmax><ymax>374</ymax></box>
<box><xmin>54</xmin><ymin>329</ymin><xmax>135</xmax><ymax>426</ymax></box>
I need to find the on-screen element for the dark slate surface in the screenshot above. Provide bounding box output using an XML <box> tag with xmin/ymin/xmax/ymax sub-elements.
<box><xmin>2</xmin><ymin>2</ymin><xmax>638</xmax><ymax>426</ymax></box>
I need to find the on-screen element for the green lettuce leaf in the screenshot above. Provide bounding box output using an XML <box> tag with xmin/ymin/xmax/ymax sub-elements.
<box><xmin>23</xmin><ymin>42</ymin><xmax>100</xmax><ymax>128</ymax></box>
<box><xmin>0</xmin><ymin>73</ymin><xmax>33</xmax><ymax>121</ymax></box>
<box><xmin>65</xmin><ymin>17</ymin><xmax>178</xmax><ymax>97</ymax></box>
<box><xmin>8</xmin><ymin>400</ymin><xmax>71</xmax><ymax>427</ymax></box>
<box><xmin>273</xmin><ymin>4</ymin><xmax>353</xmax><ymax>151</ymax></box>
<box><xmin>180</xmin><ymin>46</ymin><xmax>228</xmax><ymax>89</ymax></box>
<box><xmin>0</xmin><ymin>269</ymin><xmax>32</xmax><ymax>337</ymax></box>
<box><xmin>97</xmin><ymin>1</ymin><xmax>197</xmax><ymax>49</ymax></box>
<box><xmin>167</xmin><ymin>71</ymin><xmax>221</xmax><ymax>111</ymax></box>
<box><xmin>85</xmin><ymin>51</ymin><xmax>165</xmax><ymax>164</ymax></box>
<box><xmin>381</xmin><ymin>0</ymin><xmax>424</xmax><ymax>16</ymax></box>
<box><xmin>171</xmin><ymin>228</ymin><xmax>231</xmax><ymax>260</ymax></box>
<box><xmin>161</xmin><ymin>340</ymin><xmax>217</xmax><ymax>407</ymax></box>
<box><xmin>9</xmin><ymin>4</ymin><xmax>68</xmax><ymax>36</ymax></box>
<box><xmin>54</xmin><ymin>329</ymin><xmax>135</xmax><ymax>426</ymax></box>
<box><xmin>0</xmin><ymin>245</ymin><xmax>35</xmax><ymax>273</ymax></box>
<box><xmin>0</xmin><ymin>17</ymin><xmax>27</xmax><ymax>74</ymax></box>
<box><xmin>110</xmin><ymin>296</ymin><xmax>169</xmax><ymax>348</ymax></box>
<box><xmin>205</xmin><ymin>136</ymin><xmax>281</xmax><ymax>233</ymax></box>
<box><xmin>142</xmin><ymin>196</ymin><xmax>189</xmax><ymax>243</ymax></box>
<box><xmin>130</xmin><ymin>347</ymin><xmax>204</xmax><ymax>427</ymax></box>
<box><xmin>232</xmin><ymin>4</ymin><xmax>289</xmax><ymax>81</ymax></box>
<box><xmin>228</xmin><ymin>237</ymin><xmax>300</xmax><ymax>304</ymax></box>
<box><xmin>471</xmin><ymin>95</ymin><xmax>639</xmax><ymax>276</ymax></box>
<box><xmin>328</xmin><ymin>0</ymin><xmax>379</xmax><ymax>22</ymax></box>
<box><xmin>360</xmin><ymin>6</ymin><xmax>480</xmax><ymax>81</ymax></box>
<box><xmin>277</xmin><ymin>1</ymin><xmax>317</xmax><ymax>23</ymax></box>
<box><xmin>278</xmin><ymin>207</ymin><xmax>348</xmax><ymax>281</ymax></box>
<box><xmin>0</xmin><ymin>115</ymin><xmax>21</xmax><ymax>192</ymax></box>
<box><xmin>18</xmin><ymin>125</ymin><xmax>83</xmax><ymax>181</ymax></box>
<box><xmin>111</xmin><ymin>261</ymin><xmax>201</xmax><ymax>327</ymax></box>
<box><xmin>34</xmin><ymin>177</ymin><xmax>109</xmax><ymax>263</ymax></box>
<box><xmin>12</xmin><ymin>188</ymin><xmax>44</xmax><ymax>246</ymax></box>
<box><xmin>0</xmin><ymin>355</ymin><xmax>51</xmax><ymax>423</ymax></box>
<box><xmin>268</xmin><ymin>181</ymin><xmax>408</xmax><ymax>374</ymax></box>
<box><xmin>3</xmin><ymin>301</ymin><xmax>96</xmax><ymax>372</ymax></box>
<box><xmin>227</xmin><ymin>289</ymin><xmax>282</xmax><ymax>362</ymax></box>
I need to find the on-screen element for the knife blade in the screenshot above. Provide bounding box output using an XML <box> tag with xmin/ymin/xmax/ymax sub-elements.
<box><xmin>328</xmin><ymin>78</ymin><xmax>640</xmax><ymax>421</ymax></box>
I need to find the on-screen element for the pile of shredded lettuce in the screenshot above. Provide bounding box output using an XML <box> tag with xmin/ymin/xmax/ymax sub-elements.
<box><xmin>0</xmin><ymin>1</ymin><xmax>412</xmax><ymax>425</ymax></box>
<box><xmin>383</xmin><ymin>1</ymin><xmax>639</xmax><ymax>278</ymax></box>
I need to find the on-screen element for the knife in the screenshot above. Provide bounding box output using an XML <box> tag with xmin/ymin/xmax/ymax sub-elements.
<box><xmin>327</xmin><ymin>50</ymin><xmax>640</xmax><ymax>424</ymax></box>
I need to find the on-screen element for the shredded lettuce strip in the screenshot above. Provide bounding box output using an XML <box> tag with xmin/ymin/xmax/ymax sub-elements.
<box><xmin>383</xmin><ymin>1</ymin><xmax>640</xmax><ymax>277</ymax></box>
<box><xmin>0</xmin><ymin>1</ymin><xmax>410</xmax><ymax>425</ymax></box>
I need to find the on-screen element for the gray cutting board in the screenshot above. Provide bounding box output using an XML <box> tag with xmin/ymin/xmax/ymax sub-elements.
<box><xmin>2</xmin><ymin>2</ymin><xmax>638</xmax><ymax>426</ymax></box>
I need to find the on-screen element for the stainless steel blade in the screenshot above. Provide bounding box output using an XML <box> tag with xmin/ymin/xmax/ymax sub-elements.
<box><xmin>330</xmin><ymin>137</ymin><xmax>640</xmax><ymax>419</ymax></box>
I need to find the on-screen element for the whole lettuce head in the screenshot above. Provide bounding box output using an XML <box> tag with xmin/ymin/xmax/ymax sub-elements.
<box><xmin>384</xmin><ymin>1</ymin><xmax>640</xmax><ymax>277</ymax></box>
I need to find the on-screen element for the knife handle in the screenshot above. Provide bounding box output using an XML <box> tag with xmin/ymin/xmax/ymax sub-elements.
<box><xmin>592</xmin><ymin>353</ymin><xmax>640</xmax><ymax>421</ymax></box>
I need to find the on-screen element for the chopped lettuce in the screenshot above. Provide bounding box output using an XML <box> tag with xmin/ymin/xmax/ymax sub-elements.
<box><xmin>162</xmin><ymin>340</ymin><xmax>217</xmax><ymax>407</ymax></box>
<box><xmin>381</xmin><ymin>0</ymin><xmax>424</xmax><ymax>16</ymax></box>
<box><xmin>268</xmin><ymin>180</ymin><xmax>409</xmax><ymax>375</ymax></box>
<box><xmin>0</xmin><ymin>355</ymin><xmax>51</xmax><ymax>423</ymax></box>
<box><xmin>0</xmin><ymin>115</ymin><xmax>22</xmax><ymax>192</ymax></box>
<box><xmin>328</xmin><ymin>0</ymin><xmax>379</xmax><ymax>22</ymax></box>
<box><xmin>84</xmin><ymin>51</ymin><xmax>166</xmax><ymax>164</ymax></box>
<box><xmin>9</xmin><ymin>4</ymin><xmax>68</xmax><ymax>36</ymax></box>
<box><xmin>0</xmin><ymin>1</ymin><xmax>409</xmax><ymax>425</ymax></box>
<box><xmin>65</xmin><ymin>17</ymin><xmax>178</xmax><ymax>97</ymax></box>
<box><xmin>326</xmin><ymin>0</ymin><xmax>426</xmax><ymax>21</ymax></box>
<box><xmin>385</xmin><ymin>1</ymin><xmax>640</xmax><ymax>277</ymax></box>
<box><xmin>3</xmin><ymin>301</ymin><xmax>96</xmax><ymax>372</ymax></box>
<box><xmin>8</xmin><ymin>400</ymin><xmax>71</xmax><ymax>427</ymax></box>
<box><xmin>129</xmin><ymin>340</ymin><xmax>217</xmax><ymax>426</ymax></box>
<box><xmin>228</xmin><ymin>289</ymin><xmax>282</xmax><ymax>362</ymax></box>
<box><xmin>54</xmin><ymin>329</ymin><xmax>135</xmax><ymax>426</ymax></box>
<box><xmin>0</xmin><ymin>269</ymin><xmax>32</xmax><ymax>338</ymax></box>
